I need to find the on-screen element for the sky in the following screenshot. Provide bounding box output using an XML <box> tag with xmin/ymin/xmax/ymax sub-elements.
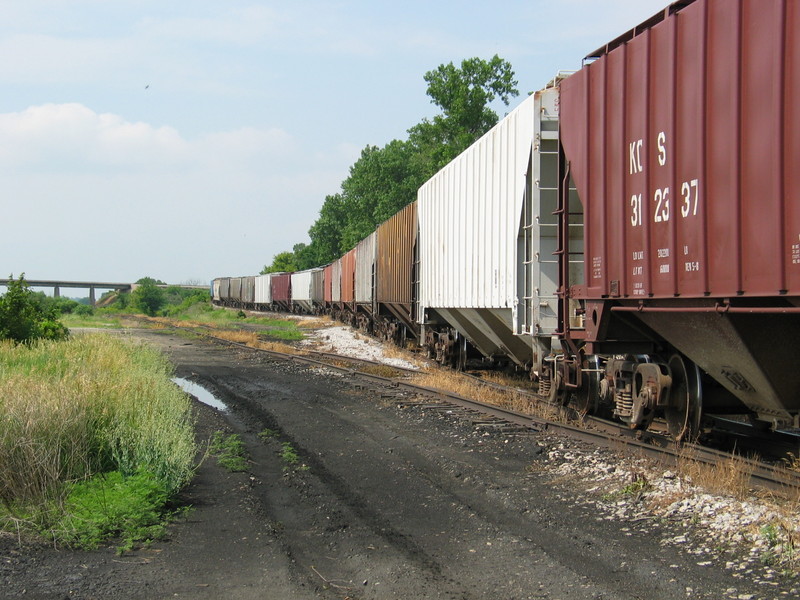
<box><xmin>1</xmin><ymin>0</ymin><xmax>671</xmax><ymax>287</ymax></box>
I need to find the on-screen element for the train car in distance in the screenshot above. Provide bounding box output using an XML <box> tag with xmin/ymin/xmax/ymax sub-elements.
<box><xmin>291</xmin><ymin>268</ymin><xmax>322</xmax><ymax>314</ymax></box>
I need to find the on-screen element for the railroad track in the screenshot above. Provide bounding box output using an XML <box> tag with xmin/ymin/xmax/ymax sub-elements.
<box><xmin>137</xmin><ymin>316</ymin><xmax>800</xmax><ymax>493</ymax></box>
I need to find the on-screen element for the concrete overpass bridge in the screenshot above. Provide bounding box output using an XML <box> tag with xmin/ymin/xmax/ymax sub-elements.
<box><xmin>0</xmin><ymin>279</ymin><xmax>208</xmax><ymax>306</ymax></box>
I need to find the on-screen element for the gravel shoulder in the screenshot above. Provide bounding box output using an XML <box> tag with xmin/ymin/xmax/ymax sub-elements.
<box><xmin>2</xmin><ymin>327</ymin><xmax>797</xmax><ymax>599</ymax></box>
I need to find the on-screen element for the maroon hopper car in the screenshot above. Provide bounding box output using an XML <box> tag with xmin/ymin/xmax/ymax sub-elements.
<box><xmin>271</xmin><ymin>273</ymin><xmax>292</xmax><ymax>312</ymax></box>
<box><xmin>558</xmin><ymin>0</ymin><xmax>800</xmax><ymax>428</ymax></box>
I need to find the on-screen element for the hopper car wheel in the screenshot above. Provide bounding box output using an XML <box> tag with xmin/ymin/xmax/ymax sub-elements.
<box><xmin>573</xmin><ymin>355</ymin><xmax>601</xmax><ymax>416</ymax></box>
<box><xmin>664</xmin><ymin>354</ymin><xmax>702</xmax><ymax>442</ymax></box>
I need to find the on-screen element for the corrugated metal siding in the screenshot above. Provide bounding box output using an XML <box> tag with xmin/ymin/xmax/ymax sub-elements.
<box><xmin>230</xmin><ymin>277</ymin><xmax>243</xmax><ymax>304</ymax></box>
<box><xmin>272</xmin><ymin>273</ymin><xmax>291</xmax><ymax>302</ymax></box>
<box><xmin>291</xmin><ymin>271</ymin><xmax>313</xmax><ymax>303</ymax></box>
<box><xmin>331</xmin><ymin>260</ymin><xmax>341</xmax><ymax>303</ymax></box>
<box><xmin>255</xmin><ymin>274</ymin><xmax>272</xmax><ymax>304</ymax></box>
<box><xmin>560</xmin><ymin>0</ymin><xmax>800</xmax><ymax>299</ymax></box>
<box><xmin>340</xmin><ymin>248</ymin><xmax>356</xmax><ymax>303</ymax></box>
<box><xmin>355</xmin><ymin>233</ymin><xmax>376</xmax><ymax>304</ymax></box>
<box><xmin>377</xmin><ymin>202</ymin><xmax>416</xmax><ymax>305</ymax></box>
<box><xmin>323</xmin><ymin>264</ymin><xmax>333</xmax><ymax>302</ymax></box>
<box><xmin>418</xmin><ymin>94</ymin><xmax>535</xmax><ymax>311</ymax></box>
<box><xmin>219</xmin><ymin>278</ymin><xmax>231</xmax><ymax>301</ymax></box>
<box><xmin>242</xmin><ymin>276</ymin><xmax>255</xmax><ymax>304</ymax></box>
<box><xmin>212</xmin><ymin>279</ymin><xmax>221</xmax><ymax>302</ymax></box>
<box><xmin>311</xmin><ymin>268</ymin><xmax>324</xmax><ymax>304</ymax></box>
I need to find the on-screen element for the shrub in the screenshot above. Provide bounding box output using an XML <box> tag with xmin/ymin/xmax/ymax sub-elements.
<box><xmin>74</xmin><ymin>304</ymin><xmax>94</xmax><ymax>316</ymax></box>
<box><xmin>131</xmin><ymin>278</ymin><xmax>165</xmax><ymax>316</ymax></box>
<box><xmin>0</xmin><ymin>274</ymin><xmax>68</xmax><ymax>344</ymax></box>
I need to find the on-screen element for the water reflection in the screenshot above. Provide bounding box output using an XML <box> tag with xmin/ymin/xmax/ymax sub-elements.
<box><xmin>172</xmin><ymin>377</ymin><xmax>228</xmax><ymax>412</ymax></box>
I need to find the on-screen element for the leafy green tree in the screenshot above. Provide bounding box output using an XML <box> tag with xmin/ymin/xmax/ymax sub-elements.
<box><xmin>338</xmin><ymin>140</ymin><xmax>427</xmax><ymax>248</ymax></box>
<box><xmin>0</xmin><ymin>274</ymin><xmax>69</xmax><ymax>343</ymax></box>
<box><xmin>131</xmin><ymin>277</ymin><xmax>165</xmax><ymax>316</ymax></box>
<box><xmin>409</xmin><ymin>54</ymin><xmax>518</xmax><ymax>172</ymax></box>
<box><xmin>260</xmin><ymin>251</ymin><xmax>297</xmax><ymax>274</ymax></box>
<box><xmin>292</xmin><ymin>243</ymin><xmax>318</xmax><ymax>271</ymax></box>
<box><xmin>306</xmin><ymin>193</ymin><xmax>350</xmax><ymax>264</ymax></box>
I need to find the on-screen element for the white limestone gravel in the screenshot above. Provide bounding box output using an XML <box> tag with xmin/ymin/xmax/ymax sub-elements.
<box><xmin>541</xmin><ymin>442</ymin><xmax>800</xmax><ymax>585</ymax></box>
<box><xmin>300</xmin><ymin>324</ymin><xmax>422</xmax><ymax>371</ymax></box>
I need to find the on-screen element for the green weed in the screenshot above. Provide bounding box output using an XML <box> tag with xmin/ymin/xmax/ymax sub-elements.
<box><xmin>280</xmin><ymin>442</ymin><xmax>300</xmax><ymax>465</ymax></box>
<box><xmin>279</xmin><ymin>442</ymin><xmax>308</xmax><ymax>471</ymax></box>
<box><xmin>210</xmin><ymin>432</ymin><xmax>249</xmax><ymax>472</ymax></box>
<box><xmin>258</xmin><ymin>428</ymin><xmax>277</xmax><ymax>440</ymax></box>
<box><xmin>53</xmin><ymin>470</ymin><xmax>169</xmax><ymax>549</ymax></box>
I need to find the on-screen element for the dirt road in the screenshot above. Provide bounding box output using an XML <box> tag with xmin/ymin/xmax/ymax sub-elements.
<box><xmin>1</xmin><ymin>329</ymin><xmax>787</xmax><ymax>599</ymax></box>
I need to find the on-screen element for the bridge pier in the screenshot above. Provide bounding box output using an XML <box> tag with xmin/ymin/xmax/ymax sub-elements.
<box><xmin>53</xmin><ymin>286</ymin><xmax>60</xmax><ymax>298</ymax></box>
<box><xmin>89</xmin><ymin>287</ymin><xmax>96</xmax><ymax>307</ymax></box>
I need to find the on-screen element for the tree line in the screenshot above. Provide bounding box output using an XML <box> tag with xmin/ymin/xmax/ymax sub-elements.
<box><xmin>261</xmin><ymin>55</ymin><xmax>519</xmax><ymax>274</ymax></box>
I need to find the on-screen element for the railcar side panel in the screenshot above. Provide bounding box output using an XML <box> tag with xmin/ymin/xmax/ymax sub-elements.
<box><xmin>311</xmin><ymin>268</ymin><xmax>324</xmax><ymax>306</ymax></box>
<box><xmin>560</xmin><ymin>0</ymin><xmax>800</xmax><ymax>299</ymax></box>
<box><xmin>740</xmin><ymin>0</ymin><xmax>785</xmax><ymax>295</ymax></box>
<box><xmin>323</xmin><ymin>264</ymin><xmax>333</xmax><ymax>303</ymax></box>
<box><xmin>648</xmin><ymin>16</ymin><xmax>677</xmax><ymax>296</ymax></box>
<box><xmin>340</xmin><ymin>247</ymin><xmax>356</xmax><ymax>304</ymax></box>
<box><xmin>674</xmin><ymin>0</ymin><xmax>706</xmax><ymax>296</ymax></box>
<box><xmin>271</xmin><ymin>273</ymin><xmax>291</xmax><ymax>304</ymax></box>
<box><xmin>376</xmin><ymin>203</ymin><xmax>416</xmax><ymax>306</ymax></box>
<box><xmin>787</xmin><ymin>0</ymin><xmax>800</xmax><ymax>292</ymax></box>
<box><xmin>418</xmin><ymin>95</ymin><xmax>534</xmax><ymax>310</ymax></box>
<box><xmin>230</xmin><ymin>277</ymin><xmax>243</xmax><ymax>305</ymax></box>
<box><xmin>331</xmin><ymin>260</ymin><xmax>341</xmax><ymax>303</ymax></box>
<box><xmin>584</xmin><ymin>65</ymin><xmax>603</xmax><ymax>296</ymax></box>
<box><xmin>290</xmin><ymin>271</ymin><xmax>314</xmax><ymax>312</ymax></box>
<box><xmin>242</xmin><ymin>276</ymin><xmax>255</xmax><ymax>305</ymax></box>
<box><xmin>706</xmin><ymin>0</ymin><xmax>742</xmax><ymax>295</ymax></box>
<box><xmin>212</xmin><ymin>279</ymin><xmax>222</xmax><ymax>302</ymax></box>
<box><xmin>218</xmin><ymin>278</ymin><xmax>231</xmax><ymax>303</ymax></box>
<box><xmin>255</xmin><ymin>274</ymin><xmax>272</xmax><ymax>305</ymax></box>
<box><xmin>625</xmin><ymin>31</ymin><xmax>650</xmax><ymax>297</ymax></box>
<box><xmin>355</xmin><ymin>232</ymin><xmax>376</xmax><ymax>305</ymax></box>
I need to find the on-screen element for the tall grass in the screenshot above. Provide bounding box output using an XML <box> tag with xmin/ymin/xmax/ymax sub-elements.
<box><xmin>0</xmin><ymin>335</ymin><xmax>196</xmax><ymax>529</ymax></box>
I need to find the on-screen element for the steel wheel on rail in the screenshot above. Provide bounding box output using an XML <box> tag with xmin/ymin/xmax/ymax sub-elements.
<box><xmin>455</xmin><ymin>334</ymin><xmax>468</xmax><ymax>372</ymax></box>
<box><xmin>664</xmin><ymin>353</ymin><xmax>703</xmax><ymax>442</ymax></box>
<box><xmin>573</xmin><ymin>355</ymin><xmax>601</xmax><ymax>416</ymax></box>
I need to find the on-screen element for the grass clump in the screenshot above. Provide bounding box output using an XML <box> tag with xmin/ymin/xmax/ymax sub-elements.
<box><xmin>280</xmin><ymin>442</ymin><xmax>300</xmax><ymax>465</ymax></box>
<box><xmin>0</xmin><ymin>334</ymin><xmax>196</xmax><ymax>547</ymax></box>
<box><xmin>258</xmin><ymin>428</ymin><xmax>277</xmax><ymax>440</ymax></box>
<box><xmin>279</xmin><ymin>442</ymin><xmax>308</xmax><ymax>472</ymax></box>
<box><xmin>209</xmin><ymin>432</ymin><xmax>249</xmax><ymax>472</ymax></box>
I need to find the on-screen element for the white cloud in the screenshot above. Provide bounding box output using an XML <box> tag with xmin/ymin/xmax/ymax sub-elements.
<box><xmin>0</xmin><ymin>104</ymin><xmax>299</xmax><ymax>171</ymax></box>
